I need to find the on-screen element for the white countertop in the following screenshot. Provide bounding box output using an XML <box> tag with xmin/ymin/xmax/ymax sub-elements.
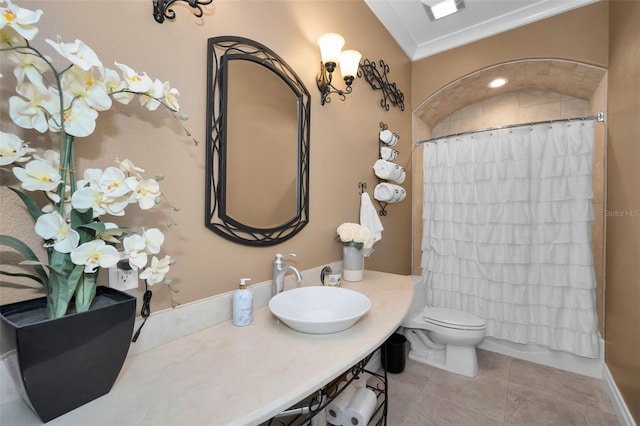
<box><xmin>1</xmin><ymin>271</ymin><xmax>412</xmax><ymax>426</ymax></box>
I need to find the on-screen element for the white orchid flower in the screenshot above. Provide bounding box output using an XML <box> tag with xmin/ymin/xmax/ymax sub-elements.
<box><xmin>35</xmin><ymin>150</ymin><xmax>66</xmax><ymax>206</ymax></box>
<box><xmin>0</xmin><ymin>25</ymin><xmax>21</xmax><ymax>48</ymax></box>
<box><xmin>116</xmin><ymin>158</ymin><xmax>144</xmax><ymax>179</ymax></box>
<box><xmin>163</xmin><ymin>82</ymin><xmax>180</xmax><ymax>111</ymax></box>
<box><xmin>71</xmin><ymin>185</ymin><xmax>105</xmax><ymax>216</ymax></box>
<box><xmin>0</xmin><ymin>131</ymin><xmax>34</xmax><ymax>165</ymax></box>
<box><xmin>8</xmin><ymin>83</ymin><xmax>54</xmax><ymax>133</ymax></box>
<box><xmin>129</xmin><ymin>178</ymin><xmax>161</xmax><ymax>210</ymax></box>
<box><xmin>143</xmin><ymin>228</ymin><xmax>164</xmax><ymax>254</ymax></box>
<box><xmin>73</xmin><ymin>168</ymin><xmax>108</xmax><ymax>216</ymax></box>
<box><xmin>34</xmin><ymin>211</ymin><xmax>80</xmax><ymax>253</ymax></box>
<box><xmin>70</xmin><ymin>239</ymin><xmax>119</xmax><ymax>273</ymax></box>
<box><xmin>99</xmin><ymin>166</ymin><xmax>135</xmax><ymax>198</ymax></box>
<box><xmin>7</xmin><ymin>49</ymin><xmax>50</xmax><ymax>93</ymax></box>
<box><xmin>44</xmin><ymin>36</ymin><xmax>102</xmax><ymax>71</ymax></box>
<box><xmin>123</xmin><ymin>234</ymin><xmax>148</xmax><ymax>269</ymax></box>
<box><xmin>61</xmin><ymin>67</ymin><xmax>112</xmax><ymax>112</ymax></box>
<box><xmin>72</xmin><ymin>185</ymin><xmax>130</xmax><ymax>218</ymax></box>
<box><xmin>40</xmin><ymin>187</ymin><xmax>70</xmax><ymax>214</ymax></box>
<box><xmin>33</xmin><ymin>149</ymin><xmax>60</xmax><ymax>169</ymax></box>
<box><xmin>101</xmin><ymin>195</ymin><xmax>130</xmax><ymax>216</ymax></box>
<box><xmin>76</xmin><ymin>167</ymin><xmax>103</xmax><ymax>188</ymax></box>
<box><xmin>61</xmin><ymin>99</ymin><xmax>98</xmax><ymax>137</ymax></box>
<box><xmin>140</xmin><ymin>78</ymin><xmax>164</xmax><ymax>111</ymax></box>
<box><xmin>0</xmin><ymin>1</ymin><xmax>42</xmax><ymax>41</ymax></box>
<box><xmin>104</xmin><ymin>67</ymin><xmax>134</xmax><ymax>104</ymax></box>
<box><xmin>139</xmin><ymin>255</ymin><xmax>171</xmax><ymax>285</ymax></box>
<box><xmin>12</xmin><ymin>158</ymin><xmax>61</xmax><ymax>192</ymax></box>
<box><xmin>114</xmin><ymin>61</ymin><xmax>153</xmax><ymax>93</ymax></box>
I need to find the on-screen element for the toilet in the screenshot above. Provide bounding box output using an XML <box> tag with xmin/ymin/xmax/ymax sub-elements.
<box><xmin>401</xmin><ymin>275</ymin><xmax>486</xmax><ymax>377</ymax></box>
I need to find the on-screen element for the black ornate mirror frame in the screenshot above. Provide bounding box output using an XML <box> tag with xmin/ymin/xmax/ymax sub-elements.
<box><xmin>205</xmin><ymin>36</ymin><xmax>311</xmax><ymax>246</ymax></box>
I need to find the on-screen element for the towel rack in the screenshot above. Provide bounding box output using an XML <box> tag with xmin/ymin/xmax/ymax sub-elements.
<box><xmin>375</xmin><ymin>122</ymin><xmax>393</xmax><ymax>216</ymax></box>
<box><xmin>359</xmin><ymin>182</ymin><xmax>367</xmax><ymax>195</ymax></box>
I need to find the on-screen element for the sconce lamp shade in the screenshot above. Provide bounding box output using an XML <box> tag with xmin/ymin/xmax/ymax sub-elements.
<box><xmin>339</xmin><ymin>50</ymin><xmax>362</xmax><ymax>80</ymax></box>
<box><xmin>318</xmin><ymin>33</ymin><xmax>345</xmax><ymax>65</ymax></box>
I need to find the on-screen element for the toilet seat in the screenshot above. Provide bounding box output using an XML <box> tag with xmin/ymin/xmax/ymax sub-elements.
<box><xmin>423</xmin><ymin>307</ymin><xmax>486</xmax><ymax>331</ymax></box>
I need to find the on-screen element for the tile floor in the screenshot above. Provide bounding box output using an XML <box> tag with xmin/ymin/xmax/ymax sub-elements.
<box><xmin>385</xmin><ymin>349</ymin><xmax>620</xmax><ymax>426</ymax></box>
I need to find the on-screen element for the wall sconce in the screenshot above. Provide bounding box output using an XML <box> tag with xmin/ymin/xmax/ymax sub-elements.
<box><xmin>153</xmin><ymin>0</ymin><xmax>212</xmax><ymax>23</ymax></box>
<box><xmin>316</xmin><ymin>33</ymin><xmax>362</xmax><ymax>105</ymax></box>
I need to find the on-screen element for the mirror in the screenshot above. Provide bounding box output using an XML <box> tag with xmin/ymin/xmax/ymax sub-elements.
<box><xmin>206</xmin><ymin>36</ymin><xmax>311</xmax><ymax>246</ymax></box>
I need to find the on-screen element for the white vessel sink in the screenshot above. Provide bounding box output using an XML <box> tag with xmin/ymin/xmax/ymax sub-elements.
<box><xmin>268</xmin><ymin>286</ymin><xmax>371</xmax><ymax>334</ymax></box>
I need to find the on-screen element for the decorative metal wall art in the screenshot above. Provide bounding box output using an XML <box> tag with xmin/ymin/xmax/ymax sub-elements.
<box><xmin>153</xmin><ymin>0</ymin><xmax>212</xmax><ymax>23</ymax></box>
<box><xmin>358</xmin><ymin>59</ymin><xmax>405</xmax><ymax>111</ymax></box>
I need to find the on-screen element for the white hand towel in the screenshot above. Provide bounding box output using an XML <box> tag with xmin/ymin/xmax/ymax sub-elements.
<box><xmin>374</xmin><ymin>183</ymin><xmax>405</xmax><ymax>203</ymax></box>
<box><xmin>360</xmin><ymin>193</ymin><xmax>383</xmax><ymax>257</ymax></box>
<box><xmin>373</xmin><ymin>159</ymin><xmax>405</xmax><ymax>183</ymax></box>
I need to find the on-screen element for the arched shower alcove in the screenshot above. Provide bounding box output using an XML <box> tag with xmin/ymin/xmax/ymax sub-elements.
<box><xmin>411</xmin><ymin>58</ymin><xmax>607</xmax><ymax>336</ymax></box>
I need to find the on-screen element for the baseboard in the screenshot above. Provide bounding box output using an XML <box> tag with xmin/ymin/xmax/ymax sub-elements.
<box><xmin>478</xmin><ymin>336</ymin><xmax>604</xmax><ymax>378</ymax></box>
<box><xmin>602</xmin><ymin>363</ymin><xmax>637</xmax><ymax>426</ymax></box>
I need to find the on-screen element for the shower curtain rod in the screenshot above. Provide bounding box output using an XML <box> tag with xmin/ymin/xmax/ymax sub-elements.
<box><xmin>415</xmin><ymin>112</ymin><xmax>605</xmax><ymax>145</ymax></box>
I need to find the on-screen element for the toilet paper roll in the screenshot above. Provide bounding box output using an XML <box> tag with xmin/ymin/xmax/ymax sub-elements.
<box><xmin>326</xmin><ymin>381</ymin><xmax>356</xmax><ymax>425</ymax></box>
<box><xmin>344</xmin><ymin>387</ymin><xmax>377</xmax><ymax>426</ymax></box>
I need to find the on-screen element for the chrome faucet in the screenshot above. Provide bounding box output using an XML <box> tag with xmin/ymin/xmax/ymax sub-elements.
<box><xmin>272</xmin><ymin>253</ymin><xmax>303</xmax><ymax>296</ymax></box>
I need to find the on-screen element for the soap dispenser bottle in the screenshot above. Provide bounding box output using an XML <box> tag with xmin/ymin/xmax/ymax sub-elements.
<box><xmin>233</xmin><ymin>278</ymin><xmax>253</xmax><ymax>326</ymax></box>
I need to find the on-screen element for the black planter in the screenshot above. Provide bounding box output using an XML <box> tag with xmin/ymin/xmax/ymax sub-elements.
<box><xmin>0</xmin><ymin>286</ymin><xmax>136</xmax><ymax>423</ymax></box>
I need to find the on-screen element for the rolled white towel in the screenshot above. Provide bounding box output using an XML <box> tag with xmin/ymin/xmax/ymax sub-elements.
<box><xmin>380</xmin><ymin>147</ymin><xmax>398</xmax><ymax>161</ymax></box>
<box><xmin>374</xmin><ymin>183</ymin><xmax>406</xmax><ymax>203</ymax></box>
<box><xmin>379</xmin><ymin>129</ymin><xmax>398</xmax><ymax>146</ymax></box>
<box><xmin>373</xmin><ymin>159</ymin><xmax>404</xmax><ymax>183</ymax></box>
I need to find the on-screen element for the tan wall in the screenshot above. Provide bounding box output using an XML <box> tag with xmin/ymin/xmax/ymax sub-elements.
<box><xmin>606</xmin><ymin>0</ymin><xmax>640</xmax><ymax>421</ymax></box>
<box><xmin>0</xmin><ymin>1</ymin><xmax>413</xmax><ymax>310</ymax></box>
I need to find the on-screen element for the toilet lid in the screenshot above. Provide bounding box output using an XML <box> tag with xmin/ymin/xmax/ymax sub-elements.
<box><xmin>423</xmin><ymin>307</ymin><xmax>485</xmax><ymax>329</ymax></box>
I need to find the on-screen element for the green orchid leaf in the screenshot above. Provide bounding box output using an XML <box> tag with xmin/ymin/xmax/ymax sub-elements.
<box><xmin>79</xmin><ymin>222</ymin><xmax>129</xmax><ymax>238</ymax></box>
<box><xmin>74</xmin><ymin>271</ymin><xmax>97</xmax><ymax>313</ymax></box>
<box><xmin>0</xmin><ymin>270</ymin><xmax>43</xmax><ymax>285</ymax></box>
<box><xmin>20</xmin><ymin>259</ymin><xmax>65</xmax><ymax>276</ymax></box>
<box><xmin>0</xmin><ymin>235</ymin><xmax>48</xmax><ymax>287</ymax></box>
<box><xmin>47</xmin><ymin>264</ymin><xmax>84</xmax><ymax>318</ymax></box>
<box><xmin>48</xmin><ymin>250</ymin><xmax>73</xmax><ymax>275</ymax></box>
<box><xmin>8</xmin><ymin>187</ymin><xmax>43</xmax><ymax>223</ymax></box>
<box><xmin>70</xmin><ymin>208</ymin><xmax>95</xmax><ymax>243</ymax></box>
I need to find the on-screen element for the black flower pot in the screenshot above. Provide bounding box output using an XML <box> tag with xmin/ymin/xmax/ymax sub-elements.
<box><xmin>0</xmin><ymin>286</ymin><xmax>136</xmax><ymax>423</ymax></box>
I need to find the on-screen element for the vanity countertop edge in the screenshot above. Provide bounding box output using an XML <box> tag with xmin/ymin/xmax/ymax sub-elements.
<box><xmin>3</xmin><ymin>270</ymin><xmax>412</xmax><ymax>426</ymax></box>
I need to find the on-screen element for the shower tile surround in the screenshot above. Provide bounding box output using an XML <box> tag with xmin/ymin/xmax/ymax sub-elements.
<box><xmin>387</xmin><ymin>350</ymin><xmax>620</xmax><ymax>425</ymax></box>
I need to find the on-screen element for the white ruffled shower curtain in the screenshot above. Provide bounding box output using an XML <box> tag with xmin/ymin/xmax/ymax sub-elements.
<box><xmin>421</xmin><ymin>120</ymin><xmax>600</xmax><ymax>358</ymax></box>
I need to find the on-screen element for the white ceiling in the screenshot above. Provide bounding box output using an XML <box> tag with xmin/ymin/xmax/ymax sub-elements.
<box><xmin>365</xmin><ymin>0</ymin><xmax>599</xmax><ymax>61</ymax></box>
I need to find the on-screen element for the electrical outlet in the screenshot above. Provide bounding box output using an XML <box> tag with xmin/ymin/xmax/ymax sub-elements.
<box><xmin>108</xmin><ymin>258</ymin><xmax>139</xmax><ymax>291</ymax></box>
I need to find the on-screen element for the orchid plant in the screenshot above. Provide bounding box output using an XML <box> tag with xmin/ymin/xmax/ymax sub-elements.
<box><xmin>336</xmin><ymin>223</ymin><xmax>374</xmax><ymax>251</ymax></box>
<box><xmin>0</xmin><ymin>1</ymin><xmax>191</xmax><ymax>318</ymax></box>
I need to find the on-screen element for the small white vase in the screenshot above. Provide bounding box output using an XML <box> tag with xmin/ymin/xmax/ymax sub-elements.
<box><xmin>342</xmin><ymin>245</ymin><xmax>364</xmax><ymax>281</ymax></box>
